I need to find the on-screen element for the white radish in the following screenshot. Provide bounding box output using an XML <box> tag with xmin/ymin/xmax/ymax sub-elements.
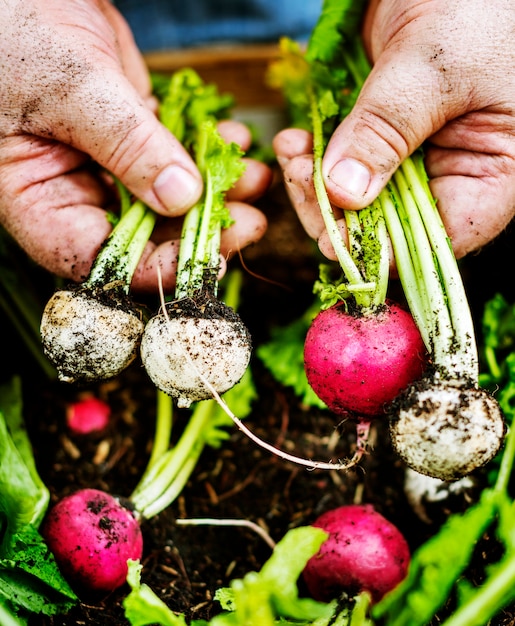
<box><xmin>141</xmin><ymin>295</ymin><xmax>251</xmax><ymax>408</ymax></box>
<box><xmin>390</xmin><ymin>379</ymin><xmax>505</xmax><ymax>481</ymax></box>
<box><xmin>41</xmin><ymin>288</ymin><xmax>144</xmax><ymax>384</ymax></box>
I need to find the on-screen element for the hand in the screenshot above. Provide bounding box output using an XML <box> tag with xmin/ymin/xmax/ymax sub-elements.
<box><xmin>273</xmin><ymin>0</ymin><xmax>515</xmax><ymax>262</ymax></box>
<box><xmin>0</xmin><ymin>0</ymin><xmax>271</xmax><ymax>293</ymax></box>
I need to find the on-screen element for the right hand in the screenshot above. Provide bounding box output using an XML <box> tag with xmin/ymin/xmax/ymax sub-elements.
<box><xmin>274</xmin><ymin>0</ymin><xmax>515</xmax><ymax>262</ymax></box>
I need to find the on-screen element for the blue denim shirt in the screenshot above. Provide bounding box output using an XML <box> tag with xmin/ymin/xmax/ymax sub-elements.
<box><xmin>114</xmin><ymin>0</ymin><xmax>321</xmax><ymax>52</ymax></box>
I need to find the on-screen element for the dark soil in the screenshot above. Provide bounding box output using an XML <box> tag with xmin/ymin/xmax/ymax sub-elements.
<box><xmin>5</xmin><ymin>175</ymin><xmax>515</xmax><ymax>625</ymax></box>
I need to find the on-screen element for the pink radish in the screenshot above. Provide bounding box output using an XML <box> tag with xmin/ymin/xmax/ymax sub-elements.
<box><xmin>42</xmin><ymin>489</ymin><xmax>143</xmax><ymax>595</ymax></box>
<box><xmin>66</xmin><ymin>395</ymin><xmax>111</xmax><ymax>434</ymax></box>
<box><xmin>303</xmin><ymin>504</ymin><xmax>410</xmax><ymax>604</ymax></box>
<box><xmin>304</xmin><ymin>301</ymin><xmax>427</xmax><ymax>417</ymax></box>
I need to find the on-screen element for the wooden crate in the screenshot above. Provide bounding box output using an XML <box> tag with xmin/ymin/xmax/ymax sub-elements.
<box><xmin>144</xmin><ymin>43</ymin><xmax>284</xmax><ymax>107</ymax></box>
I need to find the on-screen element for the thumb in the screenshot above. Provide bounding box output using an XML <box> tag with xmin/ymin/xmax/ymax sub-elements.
<box><xmin>2</xmin><ymin>0</ymin><xmax>203</xmax><ymax>216</ymax></box>
<box><xmin>56</xmin><ymin>67</ymin><xmax>203</xmax><ymax>216</ymax></box>
<box><xmin>322</xmin><ymin>48</ymin><xmax>446</xmax><ymax>210</ymax></box>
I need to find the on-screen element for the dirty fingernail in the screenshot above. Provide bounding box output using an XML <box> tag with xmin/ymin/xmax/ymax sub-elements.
<box><xmin>154</xmin><ymin>165</ymin><xmax>202</xmax><ymax>213</ymax></box>
<box><xmin>327</xmin><ymin>158</ymin><xmax>371</xmax><ymax>199</ymax></box>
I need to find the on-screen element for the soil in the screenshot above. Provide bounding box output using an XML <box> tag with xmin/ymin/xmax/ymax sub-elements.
<box><xmin>4</xmin><ymin>175</ymin><xmax>515</xmax><ymax>626</ymax></box>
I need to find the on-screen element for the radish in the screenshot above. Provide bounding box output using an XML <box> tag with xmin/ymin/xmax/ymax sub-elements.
<box><xmin>41</xmin><ymin>489</ymin><xmax>143</xmax><ymax>595</ymax></box>
<box><xmin>140</xmin><ymin>292</ymin><xmax>251</xmax><ymax>408</ymax></box>
<box><xmin>271</xmin><ymin>9</ymin><xmax>505</xmax><ymax>479</ymax></box>
<box><xmin>271</xmin><ymin>34</ymin><xmax>428</xmax><ymax>428</ymax></box>
<box><xmin>303</xmin><ymin>504</ymin><xmax>410</xmax><ymax>604</ymax></box>
<box><xmin>304</xmin><ymin>300</ymin><xmax>426</xmax><ymax>417</ymax></box>
<box><xmin>140</xmin><ymin>70</ymin><xmax>251</xmax><ymax>408</ymax></box>
<box><xmin>66</xmin><ymin>394</ymin><xmax>111</xmax><ymax>434</ymax></box>
<box><xmin>40</xmin><ymin>194</ymin><xmax>154</xmax><ymax>384</ymax></box>
<box><xmin>382</xmin><ymin>155</ymin><xmax>505</xmax><ymax>480</ymax></box>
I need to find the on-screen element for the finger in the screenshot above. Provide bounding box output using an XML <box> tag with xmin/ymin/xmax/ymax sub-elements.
<box><xmin>130</xmin><ymin>201</ymin><xmax>268</xmax><ymax>293</ymax></box>
<box><xmin>321</xmin><ymin>47</ymin><xmax>448</xmax><ymax>211</ymax></box>
<box><xmin>274</xmin><ymin>129</ymin><xmax>345</xmax><ymax>239</ymax></box>
<box><xmin>217</xmin><ymin>120</ymin><xmax>253</xmax><ymax>151</ymax></box>
<box><xmin>0</xmin><ymin>136</ymin><xmax>114</xmax><ymax>281</ymax></box>
<box><xmin>220</xmin><ymin>202</ymin><xmax>268</xmax><ymax>258</ymax></box>
<box><xmin>273</xmin><ymin>127</ymin><xmax>313</xmax><ymax>162</ymax></box>
<box><xmin>226</xmin><ymin>158</ymin><xmax>273</xmax><ymax>203</ymax></box>
<box><xmin>426</xmin><ymin>152</ymin><xmax>515</xmax><ymax>258</ymax></box>
<box><xmin>130</xmin><ymin>239</ymin><xmax>181</xmax><ymax>294</ymax></box>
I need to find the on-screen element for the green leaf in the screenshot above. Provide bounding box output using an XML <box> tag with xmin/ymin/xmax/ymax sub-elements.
<box><xmin>0</xmin><ymin>378</ymin><xmax>77</xmax><ymax>621</ymax></box>
<box><xmin>0</xmin><ymin>378</ymin><xmax>49</xmax><ymax>532</ymax></box>
<box><xmin>257</xmin><ymin>300</ymin><xmax>327</xmax><ymax>409</ymax></box>
<box><xmin>124</xmin><ymin>560</ymin><xmax>205</xmax><ymax>626</ymax></box>
<box><xmin>305</xmin><ymin>0</ymin><xmax>367</xmax><ymax>64</ymax></box>
<box><xmin>373</xmin><ymin>489</ymin><xmax>500</xmax><ymax>626</ymax></box>
<box><xmin>256</xmin><ymin>526</ymin><xmax>333</xmax><ymax>621</ymax></box>
<box><xmin>0</xmin><ymin>524</ymin><xmax>77</xmax><ymax>617</ymax></box>
<box><xmin>212</xmin><ymin>527</ymin><xmax>333</xmax><ymax>625</ymax></box>
<box><xmin>159</xmin><ymin>68</ymin><xmax>234</xmax><ymax>144</ymax></box>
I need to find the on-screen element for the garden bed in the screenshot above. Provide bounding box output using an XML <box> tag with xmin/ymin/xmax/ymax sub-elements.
<box><xmin>2</xmin><ymin>173</ymin><xmax>511</xmax><ymax>625</ymax></box>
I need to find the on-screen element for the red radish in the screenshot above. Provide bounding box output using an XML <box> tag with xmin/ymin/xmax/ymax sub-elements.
<box><xmin>42</xmin><ymin>488</ymin><xmax>143</xmax><ymax>595</ymax></box>
<box><xmin>303</xmin><ymin>504</ymin><xmax>410</xmax><ymax>604</ymax></box>
<box><xmin>66</xmin><ymin>395</ymin><xmax>111</xmax><ymax>434</ymax></box>
<box><xmin>304</xmin><ymin>301</ymin><xmax>427</xmax><ymax>417</ymax></box>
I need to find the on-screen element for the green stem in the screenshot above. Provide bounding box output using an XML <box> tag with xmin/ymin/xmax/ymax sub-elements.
<box><xmin>392</xmin><ymin>165</ymin><xmax>453</xmax><ymax>364</ymax></box>
<box><xmin>359</xmin><ymin>200</ymin><xmax>389</xmax><ymax>307</ymax></box>
<box><xmin>175</xmin><ymin>202</ymin><xmax>202</xmax><ymax>299</ymax></box>
<box><xmin>145</xmin><ymin>390</ymin><xmax>173</xmax><ymax>474</ymax></box>
<box><xmin>441</xmin><ymin>554</ymin><xmax>515</xmax><ymax>626</ymax></box>
<box><xmin>130</xmin><ymin>399</ymin><xmax>215</xmax><ymax>517</ymax></box>
<box><xmin>309</xmin><ymin>89</ymin><xmax>375</xmax><ymax>308</ymax></box>
<box><xmin>138</xmin><ymin>448</ymin><xmax>203</xmax><ymax>520</ymax></box>
<box><xmin>484</xmin><ymin>345</ymin><xmax>503</xmax><ymax>381</ymax></box>
<box><xmin>114</xmin><ymin>177</ymin><xmax>132</xmax><ymax>217</ymax></box>
<box><xmin>121</xmin><ymin>210</ymin><xmax>156</xmax><ymax>286</ymax></box>
<box><xmin>189</xmin><ymin>169</ymin><xmax>217</xmax><ymax>293</ymax></box>
<box><xmin>401</xmin><ymin>154</ymin><xmax>478</xmax><ymax>380</ymax></box>
<box><xmin>494</xmin><ymin>419</ymin><xmax>515</xmax><ymax>495</ymax></box>
<box><xmin>86</xmin><ymin>200</ymin><xmax>154</xmax><ymax>291</ymax></box>
<box><xmin>379</xmin><ymin>185</ymin><xmax>432</xmax><ymax>348</ymax></box>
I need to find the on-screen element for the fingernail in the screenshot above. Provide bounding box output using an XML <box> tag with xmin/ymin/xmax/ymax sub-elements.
<box><xmin>154</xmin><ymin>165</ymin><xmax>202</xmax><ymax>213</ymax></box>
<box><xmin>327</xmin><ymin>158</ymin><xmax>371</xmax><ymax>199</ymax></box>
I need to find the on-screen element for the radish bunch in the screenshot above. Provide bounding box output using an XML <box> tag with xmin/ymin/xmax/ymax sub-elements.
<box><xmin>140</xmin><ymin>71</ymin><xmax>252</xmax><ymax>408</ymax></box>
<box><xmin>271</xmin><ymin>5</ymin><xmax>504</xmax><ymax>480</ymax></box>
<box><xmin>40</xmin><ymin>69</ymin><xmax>252</xmax><ymax>410</ymax></box>
<box><xmin>40</xmin><ymin>197</ymin><xmax>154</xmax><ymax>384</ymax></box>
